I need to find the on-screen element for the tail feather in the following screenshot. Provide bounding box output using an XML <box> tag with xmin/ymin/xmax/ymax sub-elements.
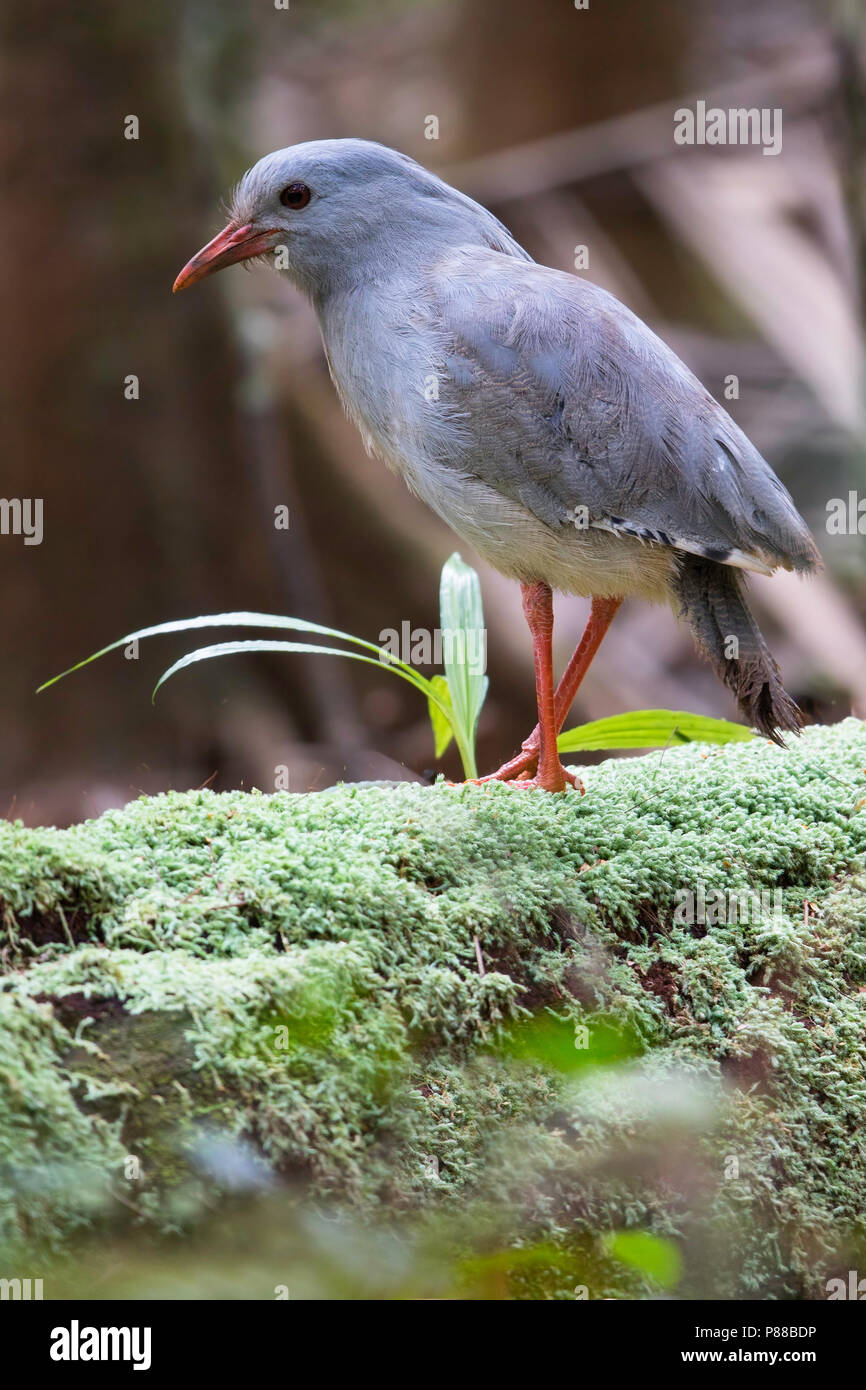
<box><xmin>673</xmin><ymin>555</ymin><xmax>804</xmax><ymax>745</ymax></box>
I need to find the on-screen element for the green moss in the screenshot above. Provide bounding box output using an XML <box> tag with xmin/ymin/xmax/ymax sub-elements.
<box><xmin>1</xmin><ymin>720</ymin><xmax>866</xmax><ymax>1297</ymax></box>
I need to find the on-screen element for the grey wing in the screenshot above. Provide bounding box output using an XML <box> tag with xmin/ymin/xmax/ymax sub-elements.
<box><xmin>430</xmin><ymin>252</ymin><xmax>819</xmax><ymax>576</ymax></box>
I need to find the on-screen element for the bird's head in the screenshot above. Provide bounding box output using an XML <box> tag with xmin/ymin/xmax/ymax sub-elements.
<box><xmin>173</xmin><ymin>138</ymin><xmax>528</xmax><ymax>298</ymax></box>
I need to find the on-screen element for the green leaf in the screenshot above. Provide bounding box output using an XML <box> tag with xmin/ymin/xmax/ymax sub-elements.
<box><xmin>603</xmin><ymin>1230</ymin><xmax>683</xmax><ymax>1290</ymax></box>
<box><xmin>35</xmin><ymin>568</ymin><xmax>496</xmax><ymax>784</ymax></box>
<box><xmin>150</xmin><ymin>640</ymin><xmax>456</xmax><ymax>725</ymax></box>
<box><xmin>497</xmin><ymin>1015</ymin><xmax>641</xmax><ymax>1075</ymax></box>
<box><xmin>36</xmin><ymin>605</ymin><xmax>479</xmax><ymax>776</ymax></box>
<box><xmin>438</xmin><ymin>554</ymin><xmax>489</xmax><ymax>780</ymax></box>
<box><xmin>37</xmin><ymin>611</ymin><xmax>423</xmax><ymax>694</ymax></box>
<box><xmin>427</xmin><ymin>675</ymin><xmax>454</xmax><ymax>759</ymax></box>
<box><xmin>558</xmin><ymin>709</ymin><xmax>755</xmax><ymax>753</ymax></box>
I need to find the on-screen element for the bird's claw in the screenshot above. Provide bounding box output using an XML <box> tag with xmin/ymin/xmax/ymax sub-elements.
<box><xmin>466</xmin><ymin>762</ymin><xmax>584</xmax><ymax>793</ymax></box>
<box><xmin>501</xmin><ymin>767</ymin><xmax>584</xmax><ymax>793</ymax></box>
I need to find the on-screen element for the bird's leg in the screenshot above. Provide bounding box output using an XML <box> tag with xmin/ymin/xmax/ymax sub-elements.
<box><xmin>481</xmin><ymin>594</ymin><xmax>623</xmax><ymax>784</ymax></box>
<box><xmin>499</xmin><ymin>581</ymin><xmax>572</xmax><ymax>793</ymax></box>
<box><xmin>529</xmin><ymin>594</ymin><xmax>624</xmax><ymax>762</ymax></box>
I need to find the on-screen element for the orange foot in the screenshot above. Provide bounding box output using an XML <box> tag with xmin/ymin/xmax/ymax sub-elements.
<box><xmin>472</xmin><ymin>749</ymin><xmax>584</xmax><ymax>794</ymax></box>
<box><xmin>484</xmin><ymin>766</ymin><xmax>583</xmax><ymax>793</ymax></box>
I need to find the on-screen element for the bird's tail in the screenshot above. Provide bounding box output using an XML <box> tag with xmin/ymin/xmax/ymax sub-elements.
<box><xmin>673</xmin><ymin>555</ymin><xmax>804</xmax><ymax>744</ymax></box>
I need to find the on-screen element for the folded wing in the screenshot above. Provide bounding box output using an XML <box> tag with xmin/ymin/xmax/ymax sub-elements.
<box><xmin>428</xmin><ymin>248</ymin><xmax>820</xmax><ymax>577</ymax></box>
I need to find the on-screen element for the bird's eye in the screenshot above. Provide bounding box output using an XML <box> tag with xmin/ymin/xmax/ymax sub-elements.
<box><xmin>279</xmin><ymin>182</ymin><xmax>311</xmax><ymax>209</ymax></box>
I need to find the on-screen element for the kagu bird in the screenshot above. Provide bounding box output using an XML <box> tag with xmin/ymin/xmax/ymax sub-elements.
<box><xmin>174</xmin><ymin>139</ymin><xmax>820</xmax><ymax>792</ymax></box>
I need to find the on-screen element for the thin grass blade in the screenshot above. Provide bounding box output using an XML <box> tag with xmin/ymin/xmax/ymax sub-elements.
<box><xmin>38</xmin><ymin>611</ymin><xmax>421</xmax><ymax>693</ymax></box>
<box><xmin>152</xmin><ymin>640</ymin><xmax>456</xmax><ymax>728</ymax></box>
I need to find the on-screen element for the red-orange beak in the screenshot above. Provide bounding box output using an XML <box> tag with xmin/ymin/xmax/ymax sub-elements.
<box><xmin>172</xmin><ymin>221</ymin><xmax>281</xmax><ymax>292</ymax></box>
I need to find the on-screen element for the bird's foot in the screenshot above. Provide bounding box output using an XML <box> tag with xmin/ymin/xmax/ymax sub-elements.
<box><xmin>472</xmin><ymin>752</ymin><xmax>584</xmax><ymax>794</ymax></box>
<box><xmin>475</xmin><ymin>740</ymin><xmax>539</xmax><ymax>784</ymax></box>
<box><xmin>499</xmin><ymin>765</ymin><xmax>583</xmax><ymax>793</ymax></box>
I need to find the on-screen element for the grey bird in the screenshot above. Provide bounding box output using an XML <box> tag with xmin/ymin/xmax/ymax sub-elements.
<box><xmin>174</xmin><ymin>138</ymin><xmax>820</xmax><ymax>792</ymax></box>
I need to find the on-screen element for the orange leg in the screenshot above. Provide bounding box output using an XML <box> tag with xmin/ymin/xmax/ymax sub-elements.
<box><xmin>481</xmin><ymin>594</ymin><xmax>623</xmax><ymax>785</ymax></box>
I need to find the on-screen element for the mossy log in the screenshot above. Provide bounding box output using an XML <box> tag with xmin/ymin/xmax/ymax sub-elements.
<box><xmin>2</xmin><ymin>721</ymin><xmax>866</xmax><ymax>1298</ymax></box>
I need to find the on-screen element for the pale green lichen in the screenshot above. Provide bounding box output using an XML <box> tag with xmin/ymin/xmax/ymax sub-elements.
<box><xmin>1</xmin><ymin>719</ymin><xmax>865</xmax><ymax>1298</ymax></box>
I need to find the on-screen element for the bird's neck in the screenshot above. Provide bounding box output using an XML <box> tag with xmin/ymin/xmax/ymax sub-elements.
<box><xmin>300</xmin><ymin>195</ymin><xmax>529</xmax><ymax>309</ymax></box>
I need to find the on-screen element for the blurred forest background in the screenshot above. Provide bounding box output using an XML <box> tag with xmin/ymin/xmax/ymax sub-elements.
<box><xmin>2</xmin><ymin>0</ymin><xmax>865</xmax><ymax>824</ymax></box>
